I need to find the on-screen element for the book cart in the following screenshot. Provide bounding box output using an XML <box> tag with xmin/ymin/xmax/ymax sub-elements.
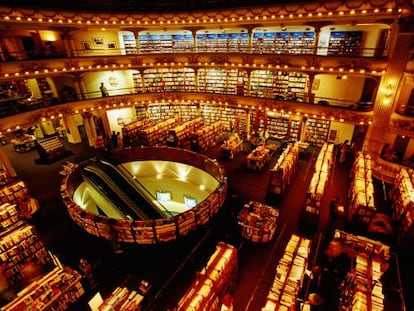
<box><xmin>301</xmin><ymin>143</ymin><xmax>334</xmax><ymax>229</ymax></box>
<box><xmin>175</xmin><ymin>242</ymin><xmax>238</xmax><ymax>311</ymax></box>
<box><xmin>190</xmin><ymin>121</ymin><xmax>223</xmax><ymax>153</ymax></box>
<box><xmin>389</xmin><ymin>168</ymin><xmax>414</xmax><ymax>239</ymax></box>
<box><xmin>262</xmin><ymin>234</ymin><xmax>312</xmax><ymax>311</ymax></box>
<box><xmin>267</xmin><ymin>142</ymin><xmax>300</xmax><ymax>199</ymax></box>
<box><xmin>348</xmin><ymin>152</ymin><xmax>375</xmax><ymax>224</ymax></box>
<box><xmin>334</xmin><ymin>230</ymin><xmax>390</xmax><ymax>311</ymax></box>
<box><xmin>237</xmin><ymin>201</ymin><xmax>279</xmax><ymax>244</ymax></box>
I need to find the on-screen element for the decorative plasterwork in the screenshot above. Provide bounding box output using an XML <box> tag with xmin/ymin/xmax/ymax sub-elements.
<box><xmin>390</xmin><ymin>116</ymin><xmax>414</xmax><ymax>137</ymax></box>
<box><xmin>0</xmin><ymin>0</ymin><xmax>403</xmax><ymax>29</ymax></box>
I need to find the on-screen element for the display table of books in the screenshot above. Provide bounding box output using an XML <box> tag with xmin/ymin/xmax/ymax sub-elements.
<box><xmin>237</xmin><ymin>201</ymin><xmax>279</xmax><ymax>244</ymax></box>
<box><xmin>246</xmin><ymin>145</ymin><xmax>270</xmax><ymax>171</ymax></box>
<box><xmin>221</xmin><ymin>133</ymin><xmax>243</xmax><ymax>160</ymax></box>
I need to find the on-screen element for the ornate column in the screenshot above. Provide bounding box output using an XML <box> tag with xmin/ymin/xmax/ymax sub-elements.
<box><xmin>307</xmin><ymin>22</ymin><xmax>332</xmax><ymax>55</ymax></box>
<box><xmin>364</xmin><ymin>17</ymin><xmax>414</xmax><ymax>156</ymax></box>
<box><xmin>122</xmin><ymin>28</ymin><xmax>147</xmax><ymax>54</ymax></box>
<box><xmin>246</xmin><ymin>69</ymin><xmax>252</xmax><ymax>97</ymax></box>
<box><xmin>82</xmin><ymin>112</ymin><xmax>97</xmax><ymax>147</ymax></box>
<box><xmin>185</xmin><ymin>27</ymin><xmax>204</xmax><ymax>52</ymax></box>
<box><xmin>72</xmin><ymin>73</ymin><xmax>86</xmax><ymax>100</ymax></box>
<box><xmin>240</xmin><ymin>24</ymin><xmax>261</xmax><ymax>54</ymax></box>
<box><xmin>56</xmin><ymin>27</ymin><xmax>78</xmax><ymax>57</ymax></box>
<box><xmin>306</xmin><ymin>72</ymin><xmax>316</xmax><ymax>104</ymax></box>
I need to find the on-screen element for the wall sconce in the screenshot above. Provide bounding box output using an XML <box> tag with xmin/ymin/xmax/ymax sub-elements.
<box><xmin>382</xmin><ymin>83</ymin><xmax>394</xmax><ymax>105</ymax></box>
<box><xmin>383</xmin><ymin>83</ymin><xmax>394</xmax><ymax>97</ymax></box>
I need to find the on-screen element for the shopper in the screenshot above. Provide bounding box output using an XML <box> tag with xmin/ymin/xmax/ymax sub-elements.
<box><xmin>111</xmin><ymin>131</ymin><xmax>119</xmax><ymax>149</ymax></box>
<box><xmin>339</xmin><ymin>140</ymin><xmax>349</xmax><ymax>164</ymax></box>
<box><xmin>99</xmin><ymin>82</ymin><xmax>109</xmax><ymax>97</ymax></box>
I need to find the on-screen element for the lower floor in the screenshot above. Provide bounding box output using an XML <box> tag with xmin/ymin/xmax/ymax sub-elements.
<box><xmin>2</xmin><ymin>133</ymin><xmax>411</xmax><ymax>311</ymax></box>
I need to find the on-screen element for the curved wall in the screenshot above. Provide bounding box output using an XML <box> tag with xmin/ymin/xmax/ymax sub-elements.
<box><xmin>60</xmin><ymin>147</ymin><xmax>227</xmax><ymax>244</ymax></box>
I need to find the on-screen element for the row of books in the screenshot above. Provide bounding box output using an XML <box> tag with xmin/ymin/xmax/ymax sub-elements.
<box><xmin>176</xmin><ymin>242</ymin><xmax>238</xmax><ymax>311</ymax></box>
<box><xmin>262</xmin><ymin>234</ymin><xmax>311</xmax><ymax>311</ymax></box>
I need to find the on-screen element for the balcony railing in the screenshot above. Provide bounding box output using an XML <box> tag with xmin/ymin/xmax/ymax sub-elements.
<box><xmin>1</xmin><ymin>45</ymin><xmax>387</xmax><ymax>62</ymax></box>
<box><xmin>0</xmin><ymin>86</ymin><xmax>373</xmax><ymax>119</ymax></box>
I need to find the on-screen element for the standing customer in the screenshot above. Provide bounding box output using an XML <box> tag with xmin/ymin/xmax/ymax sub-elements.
<box><xmin>100</xmin><ymin>82</ymin><xmax>108</xmax><ymax>97</ymax></box>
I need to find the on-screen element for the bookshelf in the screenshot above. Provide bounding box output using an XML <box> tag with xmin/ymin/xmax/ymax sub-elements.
<box><xmin>250</xmin><ymin>70</ymin><xmax>307</xmax><ymax>100</ymax></box>
<box><xmin>262</xmin><ymin>234</ymin><xmax>311</xmax><ymax>310</ymax></box>
<box><xmin>0</xmin><ymin>222</ymin><xmax>53</xmax><ymax>287</ymax></box>
<box><xmin>237</xmin><ymin>201</ymin><xmax>279</xmax><ymax>244</ymax></box>
<box><xmin>389</xmin><ymin>168</ymin><xmax>414</xmax><ymax>238</ymax></box>
<box><xmin>121</xmin><ymin>118</ymin><xmax>152</xmax><ymax>148</ymax></box>
<box><xmin>304</xmin><ymin>143</ymin><xmax>334</xmax><ymax>223</ymax></box>
<box><xmin>268</xmin><ymin>143</ymin><xmax>300</xmax><ymax>198</ymax></box>
<box><xmin>142</xmin><ymin>68</ymin><xmax>196</xmax><ymax>93</ymax></box>
<box><xmin>123</xmin><ymin>34</ymin><xmax>137</xmax><ymax>55</ymax></box>
<box><xmin>197</xmin><ymin>68</ymin><xmax>240</xmax><ymax>95</ymax></box>
<box><xmin>304</xmin><ymin>118</ymin><xmax>330</xmax><ymax>146</ymax></box>
<box><xmin>266</xmin><ymin>112</ymin><xmax>290</xmax><ymax>140</ymax></box>
<box><xmin>172</xmin><ymin>33</ymin><xmax>193</xmax><ymax>52</ymax></box>
<box><xmin>335</xmin><ymin>230</ymin><xmax>390</xmax><ymax>311</ymax></box>
<box><xmin>252</xmin><ymin>31</ymin><xmax>315</xmax><ymax>54</ymax></box>
<box><xmin>328</xmin><ymin>31</ymin><xmax>363</xmax><ymax>56</ymax></box>
<box><xmin>191</xmin><ymin>121</ymin><xmax>223</xmax><ymax>152</ymax></box>
<box><xmin>0</xmin><ymin>180</ymin><xmax>29</xmax><ymax>205</ymax></box>
<box><xmin>137</xmin><ymin>118</ymin><xmax>176</xmax><ymax>146</ymax></box>
<box><xmin>200</xmin><ymin>104</ymin><xmax>248</xmax><ymax>139</ymax></box>
<box><xmin>132</xmin><ymin>70</ymin><xmax>143</xmax><ymax>93</ymax></box>
<box><xmin>1</xmin><ymin>267</ymin><xmax>84</xmax><ymax>311</ymax></box>
<box><xmin>176</xmin><ymin>242</ymin><xmax>238</xmax><ymax>311</ymax></box>
<box><xmin>348</xmin><ymin>152</ymin><xmax>375</xmax><ymax>224</ymax></box>
<box><xmin>166</xmin><ymin>117</ymin><xmax>204</xmax><ymax>149</ymax></box>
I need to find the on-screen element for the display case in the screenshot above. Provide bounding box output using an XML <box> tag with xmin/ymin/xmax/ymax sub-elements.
<box><xmin>237</xmin><ymin>201</ymin><xmax>279</xmax><ymax>244</ymax></box>
<box><xmin>262</xmin><ymin>234</ymin><xmax>311</xmax><ymax>311</ymax></box>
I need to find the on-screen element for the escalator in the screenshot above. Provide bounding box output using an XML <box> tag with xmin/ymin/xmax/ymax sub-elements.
<box><xmin>83</xmin><ymin>165</ymin><xmax>151</xmax><ymax>220</ymax></box>
<box><xmin>84</xmin><ymin>159</ymin><xmax>172</xmax><ymax>220</ymax></box>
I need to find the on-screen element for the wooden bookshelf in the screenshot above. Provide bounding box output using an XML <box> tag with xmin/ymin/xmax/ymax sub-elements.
<box><xmin>121</xmin><ymin>118</ymin><xmax>152</xmax><ymax>148</ymax></box>
<box><xmin>304</xmin><ymin>118</ymin><xmax>330</xmax><ymax>147</ymax></box>
<box><xmin>348</xmin><ymin>152</ymin><xmax>375</xmax><ymax>224</ymax></box>
<box><xmin>1</xmin><ymin>267</ymin><xmax>84</xmax><ymax>311</ymax></box>
<box><xmin>191</xmin><ymin>121</ymin><xmax>223</xmax><ymax>152</ymax></box>
<box><xmin>176</xmin><ymin>242</ymin><xmax>238</xmax><ymax>311</ymax></box>
<box><xmin>0</xmin><ymin>180</ymin><xmax>29</xmax><ymax>205</ymax></box>
<box><xmin>335</xmin><ymin>230</ymin><xmax>390</xmax><ymax>311</ymax></box>
<box><xmin>268</xmin><ymin>143</ymin><xmax>300</xmax><ymax>198</ymax></box>
<box><xmin>262</xmin><ymin>234</ymin><xmax>311</xmax><ymax>310</ymax></box>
